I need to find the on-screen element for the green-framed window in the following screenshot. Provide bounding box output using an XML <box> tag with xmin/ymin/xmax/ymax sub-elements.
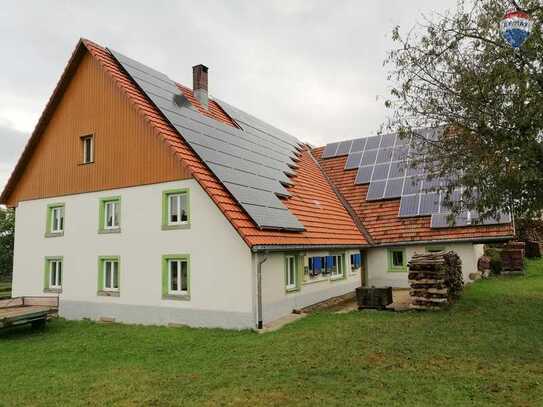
<box><xmin>98</xmin><ymin>256</ymin><xmax>120</xmax><ymax>296</ymax></box>
<box><xmin>99</xmin><ymin>196</ymin><xmax>121</xmax><ymax>233</ymax></box>
<box><xmin>426</xmin><ymin>245</ymin><xmax>446</xmax><ymax>253</ymax></box>
<box><xmin>45</xmin><ymin>203</ymin><xmax>65</xmax><ymax>237</ymax></box>
<box><xmin>162</xmin><ymin>189</ymin><xmax>190</xmax><ymax>230</ymax></box>
<box><xmin>44</xmin><ymin>256</ymin><xmax>63</xmax><ymax>293</ymax></box>
<box><xmin>162</xmin><ymin>254</ymin><xmax>190</xmax><ymax>300</ymax></box>
<box><xmin>387</xmin><ymin>248</ymin><xmax>407</xmax><ymax>272</ymax></box>
<box><xmin>285</xmin><ymin>254</ymin><xmax>300</xmax><ymax>292</ymax></box>
<box><xmin>329</xmin><ymin>254</ymin><xmax>346</xmax><ymax>280</ymax></box>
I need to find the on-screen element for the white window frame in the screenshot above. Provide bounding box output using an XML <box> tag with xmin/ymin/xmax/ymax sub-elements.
<box><xmin>350</xmin><ymin>253</ymin><xmax>361</xmax><ymax>272</ymax></box>
<box><xmin>104</xmin><ymin>200</ymin><xmax>120</xmax><ymax>229</ymax></box>
<box><xmin>285</xmin><ymin>255</ymin><xmax>297</xmax><ymax>290</ymax></box>
<box><xmin>51</xmin><ymin>206</ymin><xmax>64</xmax><ymax>233</ymax></box>
<box><xmin>82</xmin><ymin>135</ymin><xmax>94</xmax><ymax>164</ymax></box>
<box><xmin>49</xmin><ymin>259</ymin><xmax>62</xmax><ymax>289</ymax></box>
<box><xmin>330</xmin><ymin>255</ymin><xmax>343</xmax><ymax>279</ymax></box>
<box><xmin>168</xmin><ymin>259</ymin><xmax>188</xmax><ymax>295</ymax></box>
<box><xmin>168</xmin><ymin>193</ymin><xmax>188</xmax><ymax>226</ymax></box>
<box><xmin>103</xmin><ymin>260</ymin><xmax>119</xmax><ymax>292</ymax></box>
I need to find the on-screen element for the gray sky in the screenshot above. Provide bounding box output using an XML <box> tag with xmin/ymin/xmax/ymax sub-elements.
<box><xmin>0</xmin><ymin>0</ymin><xmax>458</xmax><ymax>191</ymax></box>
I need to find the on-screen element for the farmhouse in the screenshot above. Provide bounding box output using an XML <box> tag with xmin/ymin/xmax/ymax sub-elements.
<box><xmin>0</xmin><ymin>39</ymin><xmax>514</xmax><ymax>329</ymax></box>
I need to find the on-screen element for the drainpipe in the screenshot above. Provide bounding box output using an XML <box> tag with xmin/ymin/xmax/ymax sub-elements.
<box><xmin>256</xmin><ymin>253</ymin><xmax>268</xmax><ymax>330</ymax></box>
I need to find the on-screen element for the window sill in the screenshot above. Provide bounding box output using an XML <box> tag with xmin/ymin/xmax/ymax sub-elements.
<box><xmin>330</xmin><ymin>275</ymin><xmax>346</xmax><ymax>282</ymax></box>
<box><xmin>44</xmin><ymin>232</ymin><xmax>64</xmax><ymax>238</ymax></box>
<box><xmin>302</xmin><ymin>277</ymin><xmax>329</xmax><ymax>286</ymax></box>
<box><xmin>162</xmin><ymin>294</ymin><xmax>190</xmax><ymax>301</ymax></box>
<box><xmin>285</xmin><ymin>286</ymin><xmax>300</xmax><ymax>293</ymax></box>
<box><xmin>44</xmin><ymin>288</ymin><xmax>62</xmax><ymax>294</ymax></box>
<box><xmin>98</xmin><ymin>290</ymin><xmax>120</xmax><ymax>297</ymax></box>
<box><xmin>161</xmin><ymin>223</ymin><xmax>191</xmax><ymax>231</ymax></box>
<box><xmin>78</xmin><ymin>161</ymin><xmax>95</xmax><ymax>166</ymax></box>
<box><xmin>98</xmin><ymin>228</ymin><xmax>121</xmax><ymax>234</ymax></box>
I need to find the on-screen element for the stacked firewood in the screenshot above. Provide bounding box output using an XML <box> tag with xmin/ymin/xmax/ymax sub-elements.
<box><xmin>501</xmin><ymin>242</ymin><xmax>525</xmax><ymax>273</ymax></box>
<box><xmin>408</xmin><ymin>251</ymin><xmax>463</xmax><ymax>310</ymax></box>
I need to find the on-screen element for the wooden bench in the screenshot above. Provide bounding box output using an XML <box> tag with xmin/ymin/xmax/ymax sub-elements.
<box><xmin>0</xmin><ymin>297</ymin><xmax>59</xmax><ymax>330</ymax></box>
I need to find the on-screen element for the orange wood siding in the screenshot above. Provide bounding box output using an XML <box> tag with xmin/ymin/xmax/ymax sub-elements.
<box><xmin>5</xmin><ymin>51</ymin><xmax>190</xmax><ymax>207</ymax></box>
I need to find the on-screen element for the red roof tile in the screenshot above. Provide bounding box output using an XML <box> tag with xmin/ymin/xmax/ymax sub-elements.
<box><xmin>314</xmin><ymin>147</ymin><xmax>514</xmax><ymax>245</ymax></box>
<box><xmin>83</xmin><ymin>40</ymin><xmax>367</xmax><ymax>248</ymax></box>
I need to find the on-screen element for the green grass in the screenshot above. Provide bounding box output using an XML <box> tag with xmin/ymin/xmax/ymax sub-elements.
<box><xmin>2</xmin><ymin>260</ymin><xmax>543</xmax><ymax>406</ymax></box>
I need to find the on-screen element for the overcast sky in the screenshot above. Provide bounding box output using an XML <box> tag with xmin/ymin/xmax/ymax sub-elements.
<box><xmin>0</xmin><ymin>0</ymin><xmax>458</xmax><ymax>191</ymax></box>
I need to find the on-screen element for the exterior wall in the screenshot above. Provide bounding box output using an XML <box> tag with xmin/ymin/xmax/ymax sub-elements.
<box><xmin>366</xmin><ymin>243</ymin><xmax>485</xmax><ymax>288</ymax></box>
<box><xmin>12</xmin><ymin>179</ymin><xmax>254</xmax><ymax>329</ymax></box>
<box><xmin>5</xmin><ymin>51</ymin><xmax>190</xmax><ymax>207</ymax></box>
<box><xmin>258</xmin><ymin>249</ymin><xmax>362</xmax><ymax>323</ymax></box>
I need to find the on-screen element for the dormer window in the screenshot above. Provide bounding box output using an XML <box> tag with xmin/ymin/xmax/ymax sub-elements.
<box><xmin>82</xmin><ymin>135</ymin><xmax>94</xmax><ymax>164</ymax></box>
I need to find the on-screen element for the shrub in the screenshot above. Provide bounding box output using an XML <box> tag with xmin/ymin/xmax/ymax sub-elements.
<box><xmin>484</xmin><ymin>247</ymin><xmax>503</xmax><ymax>275</ymax></box>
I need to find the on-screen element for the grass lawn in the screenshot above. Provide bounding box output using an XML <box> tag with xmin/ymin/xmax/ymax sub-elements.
<box><xmin>1</xmin><ymin>260</ymin><xmax>543</xmax><ymax>406</ymax></box>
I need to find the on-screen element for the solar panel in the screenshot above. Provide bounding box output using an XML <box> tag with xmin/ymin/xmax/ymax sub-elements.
<box><xmin>389</xmin><ymin>161</ymin><xmax>406</xmax><ymax>178</ymax></box>
<box><xmin>399</xmin><ymin>194</ymin><xmax>420</xmax><ymax>217</ymax></box>
<box><xmin>350</xmin><ymin>138</ymin><xmax>366</xmax><ymax>153</ymax></box>
<box><xmin>392</xmin><ymin>146</ymin><xmax>408</xmax><ymax>161</ymax></box>
<box><xmin>371</xmin><ymin>163</ymin><xmax>390</xmax><ymax>181</ymax></box>
<box><xmin>403</xmin><ymin>177</ymin><xmax>422</xmax><ymax>195</ymax></box>
<box><xmin>335</xmin><ymin>140</ymin><xmax>353</xmax><ymax>156</ymax></box>
<box><xmin>321</xmin><ymin>142</ymin><xmax>340</xmax><ymax>158</ymax></box>
<box><xmin>355</xmin><ymin>166</ymin><xmax>373</xmax><ymax>184</ymax></box>
<box><xmin>360</xmin><ymin>149</ymin><xmax>378</xmax><ymax>166</ymax></box>
<box><xmin>109</xmin><ymin>48</ymin><xmax>304</xmax><ymax>231</ymax></box>
<box><xmin>365</xmin><ymin>135</ymin><xmax>382</xmax><ymax>150</ymax></box>
<box><xmin>380</xmin><ymin>133</ymin><xmax>396</xmax><ymax>148</ymax></box>
<box><xmin>345</xmin><ymin>151</ymin><xmax>363</xmax><ymax>170</ymax></box>
<box><xmin>384</xmin><ymin>178</ymin><xmax>404</xmax><ymax>199</ymax></box>
<box><xmin>419</xmin><ymin>192</ymin><xmax>440</xmax><ymax>215</ymax></box>
<box><xmin>366</xmin><ymin>180</ymin><xmax>386</xmax><ymax>201</ymax></box>
<box><xmin>376</xmin><ymin>148</ymin><xmax>393</xmax><ymax>164</ymax></box>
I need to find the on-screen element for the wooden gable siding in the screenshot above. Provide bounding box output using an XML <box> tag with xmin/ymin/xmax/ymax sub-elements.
<box><xmin>5</xmin><ymin>51</ymin><xmax>190</xmax><ymax>207</ymax></box>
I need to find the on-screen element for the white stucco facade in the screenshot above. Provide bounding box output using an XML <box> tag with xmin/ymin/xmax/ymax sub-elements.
<box><xmin>257</xmin><ymin>249</ymin><xmax>362</xmax><ymax>323</ymax></box>
<box><xmin>12</xmin><ymin>179</ymin><xmax>254</xmax><ymax>329</ymax></box>
<box><xmin>366</xmin><ymin>242</ymin><xmax>485</xmax><ymax>288</ymax></box>
<box><xmin>11</xmin><ymin>177</ymin><xmax>488</xmax><ymax>329</ymax></box>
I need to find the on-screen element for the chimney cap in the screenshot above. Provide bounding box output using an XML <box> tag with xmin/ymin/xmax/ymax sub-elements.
<box><xmin>193</xmin><ymin>64</ymin><xmax>208</xmax><ymax>73</ymax></box>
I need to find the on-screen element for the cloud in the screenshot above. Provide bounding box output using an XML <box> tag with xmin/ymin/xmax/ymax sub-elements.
<box><xmin>0</xmin><ymin>0</ymin><xmax>458</xmax><ymax>190</ymax></box>
<box><xmin>0</xmin><ymin>123</ymin><xmax>28</xmax><ymax>192</ymax></box>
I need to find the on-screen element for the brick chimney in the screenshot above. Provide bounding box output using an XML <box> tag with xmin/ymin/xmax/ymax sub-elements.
<box><xmin>192</xmin><ymin>64</ymin><xmax>208</xmax><ymax>108</ymax></box>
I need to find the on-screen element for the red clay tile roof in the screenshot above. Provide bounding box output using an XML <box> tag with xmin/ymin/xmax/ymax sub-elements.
<box><xmin>314</xmin><ymin>147</ymin><xmax>514</xmax><ymax>245</ymax></box>
<box><xmin>83</xmin><ymin>40</ymin><xmax>367</xmax><ymax>248</ymax></box>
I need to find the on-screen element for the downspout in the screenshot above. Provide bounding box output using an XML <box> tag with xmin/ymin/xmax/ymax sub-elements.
<box><xmin>256</xmin><ymin>253</ymin><xmax>268</xmax><ymax>330</ymax></box>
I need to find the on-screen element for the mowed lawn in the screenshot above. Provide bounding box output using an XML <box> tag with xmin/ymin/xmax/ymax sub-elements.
<box><xmin>1</xmin><ymin>260</ymin><xmax>543</xmax><ymax>406</ymax></box>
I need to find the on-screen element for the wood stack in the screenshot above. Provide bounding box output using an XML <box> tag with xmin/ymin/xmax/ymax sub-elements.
<box><xmin>408</xmin><ymin>251</ymin><xmax>463</xmax><ymax>310</ymax></box>
<box><xmin>501</xmin><ymin>242</ymin><xmax>525</xmax><ymax>274</ymax></box>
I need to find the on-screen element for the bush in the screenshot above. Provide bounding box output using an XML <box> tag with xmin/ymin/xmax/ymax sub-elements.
<box><xmin>484</xmin><ymin>247</ymin><xmax>503</xmax><ymax>275</ymax></box>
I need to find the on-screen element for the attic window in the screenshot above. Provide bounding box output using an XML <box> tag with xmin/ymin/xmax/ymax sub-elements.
<box><xmin>82</xmin><ymin>135</ymin><xmax>94</xmax><ymax>164</ymax></box>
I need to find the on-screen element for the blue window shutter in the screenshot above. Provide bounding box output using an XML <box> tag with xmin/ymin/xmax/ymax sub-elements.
<box><xmin>325</xmin><ymin>256</ymin><xmax>334</xmax><ymax>269</ymax></box>
<box><xmin>314</xmin><ymin>257</ymin><xmax>322</xmax><ymax>272</ymax></box>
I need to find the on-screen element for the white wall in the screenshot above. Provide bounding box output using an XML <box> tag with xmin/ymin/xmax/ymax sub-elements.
<box><xmin>366</xmin><ymin>243</ymin><xmax>484</xmax><ymax>288</ymax></box>
<box><xmin>12</xmin><ymin>179</ymin><xmax>254</xmax><ymax>328</ymax></box>
<box><xmin>258</xmin><ymin>249</ymin><xmax>362</xmax><ymax>323</ymax></box>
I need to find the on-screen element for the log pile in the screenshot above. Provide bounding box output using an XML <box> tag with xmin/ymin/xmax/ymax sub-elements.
<box><xmin>501</xmin><ymin>242</ymin><xmax>525</xmax><ymax>274</ymax></box>
<box><xmin>408</xmin><ymin>251</ymin><xmax>463</xmax><ymax>310</ymax></box>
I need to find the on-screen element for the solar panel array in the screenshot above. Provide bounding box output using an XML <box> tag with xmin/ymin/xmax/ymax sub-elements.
<box><xmin>109</xmin><ymin>49</ymin><xmax>305</xmax><ymax>231</ymax></box>
<box><xmin>322</xmin><ymin>132</ymin><xmax>511</xmax><ymax>229</ymax></box>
